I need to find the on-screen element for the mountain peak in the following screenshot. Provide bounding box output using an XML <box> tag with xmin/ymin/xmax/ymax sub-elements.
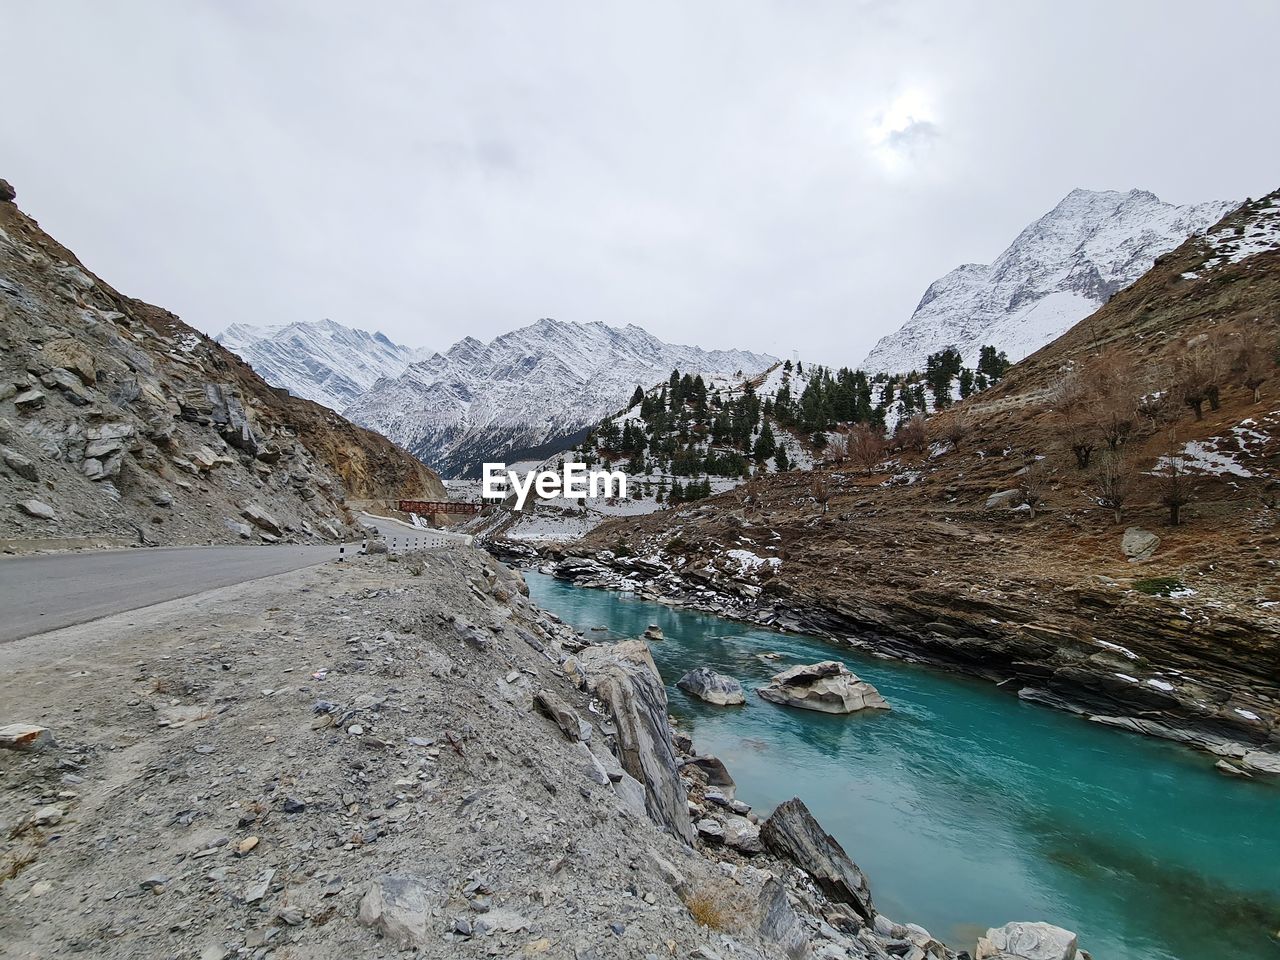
<box><xmin>217</xmin><ymin>319</ymin><xmax>425</xmax><ymax>410</ymax></box>
<box><xmin>862</xmin><ymin>188</ymin><xmax>1237</xmax><ymax>373</ymax></box>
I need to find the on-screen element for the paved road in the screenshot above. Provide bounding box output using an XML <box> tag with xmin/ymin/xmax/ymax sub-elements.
<box><xmin>0</xmin><ymin>544</ymin><xmax>343</xmax><ymax>643</ymax></box>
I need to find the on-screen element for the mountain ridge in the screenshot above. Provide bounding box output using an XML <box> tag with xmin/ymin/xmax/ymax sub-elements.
<box><xmin>862</xmin><ymin>187</ymin><xmax>1238</xmax><ymax>373</ymax></box>
<box><xmin>215</xmin><ymin>318</ymin><xmax>429</xmax><ymax>410</ymax></box>
<box><xmin>345</xmin><ymin>318</ymin><xmax>778</xmax><ymax>478</ymax></box>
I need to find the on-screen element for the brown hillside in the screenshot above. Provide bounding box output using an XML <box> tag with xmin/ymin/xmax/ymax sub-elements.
<box><xmin>573</xmin><ymin>192</ymin><xmax>1280</xmax><ymax>766</ymax></box>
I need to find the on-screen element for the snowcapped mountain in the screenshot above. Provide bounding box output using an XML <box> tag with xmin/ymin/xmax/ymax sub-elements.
<box><xmin>861</xmin><ymin>188</ymin><xmax>1238</xmax><ymax>374</ymax></box>
<box><xmin>345</xmin><ymin>318</ymin><xmax>778</xmax><ymax>478</ymax></box>
<box><xmin>216</xmin><ymin>319</ymin><xmax>427</xmax><ymax>410</ymax></box>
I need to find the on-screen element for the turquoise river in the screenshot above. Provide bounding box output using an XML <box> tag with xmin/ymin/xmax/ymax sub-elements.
<box><xmin>525</xmin><ymin>572</ymin><xmax>1280</xmax><ymax>960</ymax></box>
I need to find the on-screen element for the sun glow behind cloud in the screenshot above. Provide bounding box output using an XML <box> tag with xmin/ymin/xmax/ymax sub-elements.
<box><xmin>867</xmin><ymin>89</ymin><xmax>940</xmax><ymax>174</ymax></box>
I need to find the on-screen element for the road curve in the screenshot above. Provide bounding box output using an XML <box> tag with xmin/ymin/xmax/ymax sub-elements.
<box><xmin>0</xmin><ymin>544</ymin><xmax>344</xmax><ymax>644</ymax></box>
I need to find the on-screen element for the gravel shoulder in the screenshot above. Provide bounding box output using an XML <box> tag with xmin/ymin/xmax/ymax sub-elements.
<box><xmin>0</xmin><ymin>549</ymin><xmax>882</xmax><ymax>960</ymax></box>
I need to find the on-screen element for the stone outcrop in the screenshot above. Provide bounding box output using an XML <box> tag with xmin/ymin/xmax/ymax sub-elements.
<box><xmin>533</xmin><ymin>690</ymin><xmax>591</xmax><ymax>742</ymax></box>
<box><xmin>976</xmin><ymin>921</ymin><xmax>1080</xmax><ymax>960</ymax></box>
<box><xmin>760</xmin><ymin>796</ymin><xmax>875</xmax><ymax>921</ymax></box>
<box><xmin>579</xmin><ymin>640</ymin><xmax>694</xmax><ymax>843</ymax></box>
<box><xmin>757</xmin><ymin>661</ymin><xmax>890</xmax><ymax>714</ymax></box>
<box><xmin>676</xmin><ymin>666</ymin><xmax>745</xmax><ymax>705</ymax></box>
<box><xmin>1121</xmin><ymin>526</ymin><xmax>1160</xmax><ymax>561</ymax></box>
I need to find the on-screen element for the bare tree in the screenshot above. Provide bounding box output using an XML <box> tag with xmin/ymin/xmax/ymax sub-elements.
<box><xmin>847</xmin><ymin>423</ymin><xmax>886</xmax><ymax>475</ymax></box>
<box><xmin>1093</xmin><ymin>450</ymin><xmax>1133</xmax><ymax>524</ymax></box>
<box><xmin>942</xmin><ymin>414</ymin><xmax>969</xmax><ymax>450</ymax></box>
<box><xmin>810</xmin><ymin>474</ymin><xmax>831</xmax><ymax>514</ymax></box>
<box><xmin>1174</xmin><ymin>334</ymin><xmax>1229</xmax><ymax>419</ymax></box>
<box><xmin>896</xmin><ymin>414</ymin><xmax>928</xmax><ymax>454</ymax></box>
<box><xmin>1155</xmin><ymin>445</ymin><xmax>1193</xmax><ymax>526</ymax></box>
<box><xmin>1082</xmin><ymin>352</ymin><xmax>1140</xmax><ymax>450</ymax></box>
<box><xmin>1233</xmin><ymin>325</ymin><xmax>1276</xmax><ymax>403</ymax></box>
<box><xmin>1053</xmin><ymin>370</ymin><xmax>1098</xmax><ymax>468</ymax></box>
<box><xmin>1016</xmin><ymin>454</ymin><xmax>1047</xmax><ymax>519</ymax></box>
<box><xmin>825</xmin><ymin>430</ymin><xmax>850</xmax><ymax>465</ymax></box>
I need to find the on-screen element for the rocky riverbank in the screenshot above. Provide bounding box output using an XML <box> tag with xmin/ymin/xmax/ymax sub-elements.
<box><xmin>0</xmin><ymin>546</ymin><xmax>1091</xmax><ymax>959</ymax></box>
<box><xmin>499</xmin><ymin>544</ymin><xmax>1280</xmax><ymax>779</ymax></box>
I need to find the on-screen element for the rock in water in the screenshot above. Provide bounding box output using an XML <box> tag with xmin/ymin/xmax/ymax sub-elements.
<box><xmin>760</xmin><ymin>797</ymin><xmax>874</xmax><ymax>921</ymax></box>
<box><xmin>676</xmin><ymin>667</ymin><xmax>745</xmax><ymax>705</ymax></box>
<box><xmin>358</xmin><ymin>875</ymin><xmax>439</xmax><ymax>948</ymax></box>
<box><xmin>976</xmin><ymin>921</ymin><xmax>1079</xmax><ymax>960</ymax></box>
<box><xmin>642</xmin><ymin>624</ymin><xmax>664</xmax><ymax>641</ymax></box>
<box><xmin>579</xmin><ymin>640</ymin><xmax>694</xmax><ymax>843</ymax></box>
<box><xmin>1121</xmin><ymin>526</ymin><xmax>1160</xmax><ymax>562</ymax></box>
<box><xmin>757</xmin><ymin>661</ymin><xmax>889</xmax><ymax>714</ymax></box>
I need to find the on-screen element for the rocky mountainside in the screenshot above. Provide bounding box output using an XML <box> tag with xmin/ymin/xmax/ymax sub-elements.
<box><xmin>216</xmin><ymin>319</ymin><xmax>428</xmax><ymax>411</ymax></box>
<box><xmin>861</xmin><ymin>188</ymin><xmax>1238</xmax><ymax>373</ymax></box>
<box><xmin>346</xmin><ymin>318</ymin><xmax>777</xmax><ymax>478</ymax></box>
<box><xmin>0</xmin><ymin>179</ymin><xmax>444</xmax><ymax>548</ymax></box>
<box><xmin>564</xmin><ymin>191</ymin><xmax>1280</xmax><ymax>776</ymax></box>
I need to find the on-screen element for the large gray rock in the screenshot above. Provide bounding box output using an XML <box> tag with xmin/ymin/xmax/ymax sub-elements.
<box><xmin>2</xmin><ymin>447</ymin><xmax>38</xmax><ymax>482</ymax></box>
<box><xmin>241</xmin><ymin>504</ymin><xmax>283</xmax><ymax>536</ymax></box>
<box><xmin>534</xmin><ymin>690</ymin><xmax>591</xmax><ymax>742</ymax></box>
<box><xmin>579</xmin><ymin>640</ymin><xmax>694</xmax><ymax>844</ymax></box>
<box><xmin>1121</xmin><ymin>527</ymin><xmax>1160</xmax><ymax>562</ymax></box>
<box><xmin>976</xmin><ymin>921</ymin><xmax>1078</xmax><ymax>960</ymax></box>
<box><xmin>677</xmin><ymin>667</ymin><xmax>745</xmax><ymax>705</ymax></box>
<box><xmin>18</xmin><ymin>499</ymin><xmax>56</xmax><ymax>521</ymax></box>
<box><xmin>760</xmin><ymin>797</ymin><xmax>874</xmax><ymax>921</ymax></box>
<box><xmin>682</xmin><ymin>755</ymin><xmax>736</xmax><ymax>797</ymax></box>
<box><xmin>985</xmin><ymin>488</ymin><xmax>1023</xmax><ymax>510</ymax></box>
<box><xmin>757</xmin><ymin>877</ymin><xmax>811</xmax><ymax>957</ymax></box>
<box><xmin>0</xmin><ymin>723</ymin><xmax>53</xmax><ymax>751</ymax></box>
<box><xmin>357</xmin><ymin>875</ymin><xmax>439</xmax><ymax>947</ymax></box>
<box><xmin>757</xmin><ymin>661</ymin><xmax>890</xmax><ymax>714</ymax></box>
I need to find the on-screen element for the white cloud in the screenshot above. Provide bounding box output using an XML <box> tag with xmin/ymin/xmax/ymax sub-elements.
<box><xmin>2</xmin><ymin>0</ymin><xmax>1277</xmax><ymax>367</ymax></box>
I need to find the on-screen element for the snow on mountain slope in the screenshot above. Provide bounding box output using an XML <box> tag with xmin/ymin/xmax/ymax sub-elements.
<box><xmin>345</xmin><ymin>318</ymin><xmax>777</xmax><ymax>478</ymax></box>
<box><xmin>216</xmin><ymin>319</ymin><xmax>426</xmax><ymax>410</ymax></box>
<box><xmin>861</xmin><ymin>188</ymin><xmax>1238</xmax><ymax>374</ymax></box>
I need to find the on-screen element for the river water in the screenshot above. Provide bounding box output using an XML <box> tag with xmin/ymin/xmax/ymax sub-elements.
<box><xmin>525</xmin><ymin>572</ymin><xmax>1280</xmax><ymax>960</ymax></box>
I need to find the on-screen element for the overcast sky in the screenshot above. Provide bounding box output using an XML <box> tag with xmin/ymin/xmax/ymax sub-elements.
<box><xmin>6</xmin><ymin>1</ymin><xmax>1278</xmax><ymax>366</ymax></box>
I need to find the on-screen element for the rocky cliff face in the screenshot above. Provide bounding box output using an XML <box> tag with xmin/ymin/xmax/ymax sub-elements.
<box><xmin>216</xmin><ymin>319</ymin><xmax>428</xmax><ymax>411</ymax></box>
<box><xmin>345</xmin><ymin>318</ymin><xmax>777</xmax><ymax>478</ymax></box>
<box><xmin>861</xmin><ymin>188</ymin><xmax>1237</xmax><ymax>373</ymax></box>
<box><xmin>0</xmin><ymin>180</ymin><xmax>444</xmax><ymax>547</ymax></box>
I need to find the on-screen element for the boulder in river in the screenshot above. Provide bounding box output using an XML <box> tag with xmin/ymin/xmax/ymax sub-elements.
<box><xmin>976</xmin><ymin>921</ymin><xmax>1079</xmax><ymax>960</ymax></box>
<box><xmin>642</xmin><ymin>624</ymin><xmax>664</xmax><ymax>641</ymax></box>
<box><xmin>760</xmin><ymin>797</ymin><xmax>874</xmax><ymax>921</ymax></box>
<box><xmin>676</xmin><ymin>667</ymin><xmax>745</xmax><ymax>705</ymax></box>
<box><xmin>757</xmin><ymin>660</ymin><xmax>889</xmax><ymax>714</ymax></box>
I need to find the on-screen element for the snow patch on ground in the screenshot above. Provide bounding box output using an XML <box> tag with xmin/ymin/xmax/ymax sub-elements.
<box><xmin>724</xmin><ymin>549</ymin><xmax>782</xmax><ymax>574</ymax></box>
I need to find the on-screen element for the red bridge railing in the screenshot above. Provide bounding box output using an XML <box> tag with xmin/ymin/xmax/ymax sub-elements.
<box><xmin>398</xmin><ymin>500</ymin><xmax>482</xmax><ymax>516</ymax></box>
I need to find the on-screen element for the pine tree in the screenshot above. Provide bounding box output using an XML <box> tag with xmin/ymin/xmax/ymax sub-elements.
<box><xmin>628</xmin><ymin>385</ymin><xmax>644</xmax><ymax>409</ymax></box>
<box><xmin>977</xmin><ymin>345</ymin><xmax>1010</xmax><ymax>382</ymax></box>
<box><xmin>753</xmin><ymin>421</ymin><xmax>776</xmax><ymax>462</ymax></box>
<box><xmin>774</xmin><ymin>446</ymin><xmax>790</xmax><ymax>471</ymax></box>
